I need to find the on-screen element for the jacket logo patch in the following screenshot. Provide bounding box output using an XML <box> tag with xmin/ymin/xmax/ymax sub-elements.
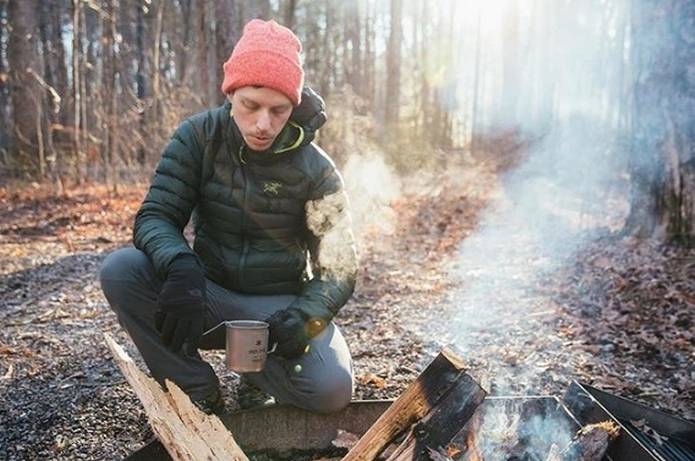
<box><xmin>263</xmin><ymin>181</ymin><xmax>283</xmax><ymax>196</ymax></box>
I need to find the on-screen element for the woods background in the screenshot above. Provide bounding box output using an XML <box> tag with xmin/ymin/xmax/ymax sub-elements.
<box><xmin>0</xmin><ymin>0</ymin><xmax>693</xmax><ymax>244</ymax></box>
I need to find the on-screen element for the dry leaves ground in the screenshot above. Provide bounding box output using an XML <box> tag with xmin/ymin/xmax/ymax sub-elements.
<box><xmin>0</xmin><ymin>168</ymin><xmax>693</xmax><ymax>460</ymax></box>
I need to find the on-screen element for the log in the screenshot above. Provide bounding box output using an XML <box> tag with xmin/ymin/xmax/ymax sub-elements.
<box><xmin>547</xmin><ymin>421</ymin><xmax>620</xmax><ymax>461</ymax></box>
<box><xmin>386</xmin><ymin>374</ymin><xmax>486</xmax><ymax>460</ymax></box>
<box><xmin>561</xmin><ymin>421</ymin><xmax>620</xmax><ymax>461</ymax></box>
<box><xmin>343</xmin><ymin>348</ymin><xmax>486</xmax><ymax>461</ymax></box>
<box><xmin>104</xmin><ymin>333</ymin><xmax>248</xmax><ymax>461</ymax></box>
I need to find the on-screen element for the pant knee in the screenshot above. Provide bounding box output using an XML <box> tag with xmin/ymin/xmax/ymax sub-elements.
<box><xmin>300</xmin><ymin>369</ymin><xmax>353</xmax><ymax>414</ymax></box>
<box><xmin>99</xmin><ymin>247</ymin><xmax>155</xmax><ymax>309</ymax></box>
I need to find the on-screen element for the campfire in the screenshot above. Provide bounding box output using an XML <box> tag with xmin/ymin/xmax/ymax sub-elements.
<box><xmin>109</xmin><ymin>339</ymin><xmax>695</xmax><ymax>461</ymax></box>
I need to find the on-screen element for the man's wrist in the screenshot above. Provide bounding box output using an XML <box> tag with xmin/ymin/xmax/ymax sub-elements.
<box><xmin>167</xmin><ymin>253</ymin><xmax>204</xmax><ymax>279</ymax></box>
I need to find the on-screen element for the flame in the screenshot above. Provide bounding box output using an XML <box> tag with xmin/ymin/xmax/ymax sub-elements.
<box><xmin>465</xmin><ymin>429</ymin><xmax>483</xmax><ymax>461</ymax></box>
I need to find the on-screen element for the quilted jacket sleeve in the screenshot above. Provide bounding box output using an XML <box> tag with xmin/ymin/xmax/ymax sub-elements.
<box><xmin>132</xmin><ymin>120</ymin><xmax>203</xmax><ymax>279</ymax></box>
<box><xmin>287</xmin><ymin>165</ymin><xmax>358</xmax><ymax>332</ymax></box>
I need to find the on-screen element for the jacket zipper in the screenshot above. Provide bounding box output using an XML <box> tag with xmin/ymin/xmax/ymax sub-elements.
<box><xmin>237</xmin><ymin>145</ymin><xmax>250</xmax><ymax>290</ymax></box>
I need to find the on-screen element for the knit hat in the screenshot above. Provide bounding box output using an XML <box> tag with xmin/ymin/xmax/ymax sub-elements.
<box><xmin>221</xmin><ymin>19</ymin><xmax>304</xmax><ymax>106</ymax></box>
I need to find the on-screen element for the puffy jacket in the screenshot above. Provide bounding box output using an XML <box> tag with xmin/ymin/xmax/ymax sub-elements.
<box><xmin>133</xmin><ymin>89</ymin><xmax>358</xmax><ymax>324</ymax></box>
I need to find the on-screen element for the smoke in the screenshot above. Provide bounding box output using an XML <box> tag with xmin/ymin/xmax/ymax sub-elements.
<box><xmin>430</xmin><ymin>118</ymin><xmax>629</xmax><ymax>397</ymax></box>
<box><xmin>416</xmin><ymin>0</ymin><xmax>633</xmax><ymax>395</ymax></box>
<box><xmin>401</xmin><ymin>0</ymin><xmax>636</xmax><ymax>455</ymax></box>
<box><xmin>466</xmin><ymin>399</ymin><xmax>576</xmax><ymax>459</ymax></box>
<box><xmin>342</xmin><ymin>151</ymin><xmax>402</xmax><ymax>246</ymax></box>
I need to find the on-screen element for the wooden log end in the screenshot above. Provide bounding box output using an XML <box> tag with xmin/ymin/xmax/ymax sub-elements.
<box><xmin>440</xmin><ymin>346</ymin><xmax>467</xmax><ymax>371</ymax></box>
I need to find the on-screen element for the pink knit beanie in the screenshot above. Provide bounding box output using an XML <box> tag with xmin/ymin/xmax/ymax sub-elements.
<box><xmin>221</xmin><ymin>19</ymin><xmax>304</xmax><ymax>106</ymax></box>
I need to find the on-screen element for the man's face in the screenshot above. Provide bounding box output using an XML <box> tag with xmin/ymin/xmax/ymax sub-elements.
<box><xmin>230</xmin><ymin>86</ymin><xmax>293</xmax><ymax>152</ymax></box>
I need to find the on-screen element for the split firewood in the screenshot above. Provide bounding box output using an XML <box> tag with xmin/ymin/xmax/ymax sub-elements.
<box><xmin>385</xmin><ymin>373</ymin><xmax>486</xmax><ymax>461</ymax></box>
<box><xmin>546</xmin><ymin>421</ymin><xmax>620</xmax><ymax>461</ymax></box>
<box><xmin>344</xmin><ymin>347</ymin><xmax>486</xmax><ymax>461</ymax></box>
<box><xmin>104</xmin><ymin>333</ymin><xmax>248</xmax><ymax>461</ymax></box>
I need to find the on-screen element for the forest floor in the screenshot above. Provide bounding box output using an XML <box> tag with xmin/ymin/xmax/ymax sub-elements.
<box><xmin>0</xmin><ymin>164</ymin><xmax>693</xmax><ymax>460</ymax></box>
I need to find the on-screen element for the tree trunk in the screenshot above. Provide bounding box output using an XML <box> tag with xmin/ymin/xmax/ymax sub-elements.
<box><xmin>363</xmin><ymin>0</ymin><xmax>375</xmax><ymax>112</ymax></box>
<box><xmin>384</xmin><ymin>0</ymin><xmax>402</xmax><ymax>128</ymax></box>
<box><xmin>49</xmin><ymin>1</ymin><xmax>69</xmax><ymax>127</ymax></box>
<box><xmin>500</xmin><ymin>0</ymin><xmax>520</xmax><ymax>128</ymax></box>
<box><xmin>243</xmin><ymin>0</ymin><xmax>270</xmax><ymax>21</ymax></box>
<box><xmin>470</xmin><ymin>7</ymin><xmax>482</xmax><ymax>155</ymax></box>
<box><xmin>195</xmin><ymin>0</ymin><xmax>215</xmax><ymax>107</ymax></box>
<box><xmin>175</xmin><ymin>0</ymin><xmax>193</xmax><ymax>85</ymax></box>
<box><xmin>102</xmin><ymin>0</ymin><xmax>119</xmax><ymax>192</ymax></box>
<box><xmin>136</xmin><ymin>0</ymin><xmax>148</xmax><ymax>165</ymax></box>
<box><xmin>284</xmin><ymin>0</ymin><xmax>297</xmax><ymax>29</ymax></box>
<box><xmin>0</xmin><ymin>1</ymin><xmax>8</xmax><ymax>157</ymax></box>
<box><xmin>151</xmin><ymin>0</ymin><xmax>164</xmax><ymax>137</ymax></box>
<box><xmin>7</xmin><ymin>0</ymin><xmax>41</xmax><ymax>175</ymax></box>
<box><xmin>216</xmin><ymin>0</ymin><xmax>241</xmax><ymax>103</ymax></box>
<box><xmin>70</xmin><ymin>0</ymin><xmax>83</xmax><ymax>183</ymax></box>
<box><xmin>337</xmin><ymin>1</ymin><xmax>360</xmax><ymax>94</ymax></box>
<box><xmin>319</xmin><ymin>0</ymin><xmax>334</xmax><ymax>96</ymax></box>
<box><xmin>624</xmin><ymin>0</ymin><xmax>695</xmax><ymax>245</ymax></box>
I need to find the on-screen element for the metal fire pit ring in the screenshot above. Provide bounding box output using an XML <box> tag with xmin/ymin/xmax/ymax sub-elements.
<box><xmin>124</xmin><ymin>399</ymin><xmax>393</xmax><ymax>460</ymax></box>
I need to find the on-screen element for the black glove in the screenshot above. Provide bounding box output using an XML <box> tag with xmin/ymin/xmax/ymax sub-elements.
<box><xmin>267</xmin><ymin>308</ymin><xmax>327</xmax><ymax>359</ymax></box>
<box><xmin>155</xmin><ymin>254</ymin><xmax>206</xmax><ymax>353</ymax></box>
<box><xmin>291</xmin><ymin>87</ymin><xmax>327</xmax><ymax>132</ymax></box>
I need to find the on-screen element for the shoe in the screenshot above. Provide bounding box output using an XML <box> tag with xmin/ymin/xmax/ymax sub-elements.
<box><xmin>192</xmin><ymin>388</ymin><xmax>226</xmax><ymax>415</ymax></box>
<box><xmin>237</xmin><ymin>376</ymin><xmax>276</xmax><ymax>410</ymax></box>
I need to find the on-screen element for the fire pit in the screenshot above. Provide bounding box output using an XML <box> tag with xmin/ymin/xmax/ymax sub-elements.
<box><xmin>111</xmin><ymin>339</ymin><xmax>694</xmax><ymax>461</ymax></box>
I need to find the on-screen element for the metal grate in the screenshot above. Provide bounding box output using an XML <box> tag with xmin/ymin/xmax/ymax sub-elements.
<box><xmin>621</xmin><ymin>418</ymin><xmax>695</xmax><ymax>461</ymax></box>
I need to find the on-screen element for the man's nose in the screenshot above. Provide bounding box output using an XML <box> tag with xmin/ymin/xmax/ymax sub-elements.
<box><xmin>256</xmin><ymin>111</ymin><xmax>271</xmax><ymax>132</ymax></box>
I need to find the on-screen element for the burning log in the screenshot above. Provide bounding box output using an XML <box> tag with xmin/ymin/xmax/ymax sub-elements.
<box><xmin>104</xmin><ymin>334</ymin><xmax>248</xmax><ymax>461</ymax></box>
<box><xmin>343</xmin><ymin>347</ymin><xmax>486</xmax><ymax>461</ymax></box>
<box><xmin>545</xmin><ymin>421</ymin><xmax>620</xmax><ymax>461</ymax></box>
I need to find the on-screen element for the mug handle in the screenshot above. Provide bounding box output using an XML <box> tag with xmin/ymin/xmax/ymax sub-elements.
<box><xmin>267</xmin><ymin>342</ymin><xmax>277</xmax><ymax>354</ymax></box>
<box><xmin>202</xmin><ymin>321</ymin><xmax>228</xmax><ymax>337</ymax></box>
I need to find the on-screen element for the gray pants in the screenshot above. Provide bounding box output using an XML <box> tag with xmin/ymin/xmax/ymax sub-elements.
<box><xmin>99</xmin><ymin>247</ymin><xmax>353</xmax><ymax>413</ymax></box>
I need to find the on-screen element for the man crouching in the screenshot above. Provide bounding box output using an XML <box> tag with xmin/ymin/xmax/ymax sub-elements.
<box><xmin>99</xmin><ymin>19</ymin><xmax>358</xmax><ymax>415</ymax></box>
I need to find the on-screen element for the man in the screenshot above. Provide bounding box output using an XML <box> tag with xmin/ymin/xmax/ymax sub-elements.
<box><xmin>99</xmin><ymin>19</ymin><xmax>358</xmax><ymax>415</ymax></box>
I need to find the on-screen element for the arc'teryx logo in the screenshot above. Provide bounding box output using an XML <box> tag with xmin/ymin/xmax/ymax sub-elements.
<box><xmin>263</xmin><ymin>181</ymin><xmax>283</xmax><ymax>196</ymax></box>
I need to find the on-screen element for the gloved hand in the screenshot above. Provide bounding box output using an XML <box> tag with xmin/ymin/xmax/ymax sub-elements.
<box><xmin>267</xmin><ymin>308</ymin><xmax>327</xmax><ymax>359</ymax></box>
<box><xmin>155</xmin><ymin>254</ymin><xmax>207</xmax><ymax>353</ymax></box>
<box><xmin>291</xmin><ymin>87</ymin><xmax>327</xmax><ymax>131</ymax></box>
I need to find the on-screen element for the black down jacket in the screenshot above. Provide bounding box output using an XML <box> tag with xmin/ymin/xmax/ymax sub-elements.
<box><xmin>133</xmin><ymin>89</ymin><xmax>358</xmax><ymax>324</ymax></box>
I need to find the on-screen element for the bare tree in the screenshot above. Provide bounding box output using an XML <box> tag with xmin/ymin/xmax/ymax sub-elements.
<box><xmin>7</xmin><ymin>0</ymin><xmax>41</xmax><ymax>175</ymax></box>
<box><xmin>470</xmin><ymin>7</ymin><xmax>482</xmax><ymax>154</ymax></box>
<box><xmin>0</xmin><ymin>0</ymin><xmax>8</xmax><ymax>152</ymax></box>
<box><xmin>499</xmin><ymin>0</ymin><xmax>520</xmax><ymax>128</ymax></box>
<box><xmin>215</xmin><ymin>0</ymin><xmax>241</xmax><ymax>105</ymax></box>
<box><xmin>284</xmin><ymin>0</ymin><xmax>297</xmax><ymax>29</ymax></box>
<box><xmin>243</xmin><ymin>0</ymin><xmax>271</xmax><ymax>21</ymax></box>
<box><xmin>384</xmin><ymin>0</ymin><xmax>402</xmax><ymax>127</ymax></box>
<box><xmin>102</xmin><ymin>0</ymin><xmax>119</xmax><ymax>191</ymax></box>
<box><xmin>624</xmin><ymin>0</ymin><xmax>695</xmax><ymax>245</ymax></box>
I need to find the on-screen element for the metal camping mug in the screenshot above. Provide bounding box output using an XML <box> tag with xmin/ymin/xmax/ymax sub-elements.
<box><xmin>202</xmin><ymin>320</ymin><xmax>276</xmax><ymax>372</ymax></box>
<box><xmin>224</xmin><ymin>320</ymin><xmax>274</xmax><ymax>372</ymax></box>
